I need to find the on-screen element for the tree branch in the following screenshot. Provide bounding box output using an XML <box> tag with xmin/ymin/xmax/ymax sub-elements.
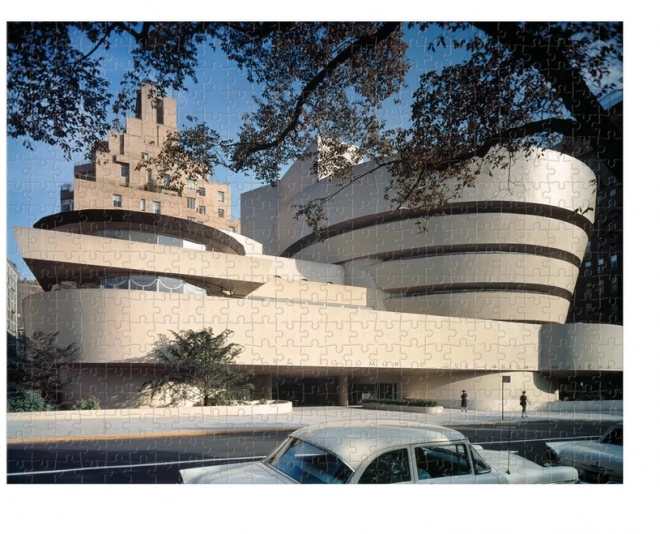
<box><xmin>240</xmin><ymin>22</ymin><xmax>401</xmax><ymax>158</ymax></box>
<box><xmin>471</xmin><ymin>22</ymin><xmax>622</xmax><ymax>182</ymax></box>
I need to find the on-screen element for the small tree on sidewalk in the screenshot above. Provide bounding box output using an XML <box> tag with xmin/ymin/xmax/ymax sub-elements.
<box><xmin>142</xmin><ymin>328</ymin><xmax>253</xmax><ymax>407</ymax></box>
<box><xmin>7</xmin><ymin>330</ymin><xmax>79</xmax><ymax>408</ymax></box>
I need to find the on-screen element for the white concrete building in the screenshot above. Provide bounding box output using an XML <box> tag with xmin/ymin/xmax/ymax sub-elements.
<box><xmin>15</xmin><ymin>144</ymin><xmax>622</xmax><ymax>409</ymax></box>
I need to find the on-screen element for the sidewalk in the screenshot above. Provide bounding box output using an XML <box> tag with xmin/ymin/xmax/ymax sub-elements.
<box><xmin>6</xmin><ymin>405</ymin><xmax>623</xmax><ymax>443</ymax></box>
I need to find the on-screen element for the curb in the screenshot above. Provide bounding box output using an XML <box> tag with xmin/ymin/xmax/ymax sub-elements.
<box><xmin>7</xmin><ymin>427</ymin><xmax>302</xmax><ymax>445</ymax></box>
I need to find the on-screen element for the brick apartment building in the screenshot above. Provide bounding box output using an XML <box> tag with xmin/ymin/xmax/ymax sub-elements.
<box><xmin>60</xmin><ymin>84</ymin><xmax>240</xmax><ymax>233</ymax></box>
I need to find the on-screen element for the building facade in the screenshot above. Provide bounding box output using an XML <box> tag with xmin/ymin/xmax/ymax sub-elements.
<box><xmin>60</xmin><ymin>84</ymin><xmax>240</xmax><ymax>233</ymax></box>
<box><xmin>566</xmin><ymin>97</ymin><xmax>623</xmax><ymax>325</ymax></box>
<box><xmin>6</xmin><ymin>260</ymin><xmax>19</xmax><ymax>340</ymax></box>
<box><xmin>15</xmin><ymin>143</ymin><xmax>622</xmax><ymax>409</ymax></box>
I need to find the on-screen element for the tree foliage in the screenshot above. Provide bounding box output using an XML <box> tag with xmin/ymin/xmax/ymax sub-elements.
<box><xmin>7</xmin><ymin>330</ymin><xmax>78</xmax><ymax>405</ymax></box>
<box><xmin>8</xmin><ymin>22</ymin><xmax>622</xmax><ymax>232</ymax></box>
<box><xmin>8</xmin><ymin>390</ymin><xmax>54</xmax><ymax>413</ymax></box>
<box><xmin>142</xmin><ymin>328</ymin><xmax>253</xmax><ymax>407</ymax></box>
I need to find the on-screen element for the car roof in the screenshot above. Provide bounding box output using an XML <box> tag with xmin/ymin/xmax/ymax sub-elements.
<box><xmin>289</xmin><ymin>421</ymin><xmax>468</xmax><ymax>470</ymax></box>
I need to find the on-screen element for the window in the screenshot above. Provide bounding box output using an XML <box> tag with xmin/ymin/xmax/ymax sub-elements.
<box><xmin>156</xmin><ymin>99</ymin><xmax>164</xmax><ymax>124</ymax></box>
<box><xmin>119</xmin><ymin>134</ymin><xmax>125</xmax><ymax>155</ymax></box>
<box><xmin>611</xmin><ymin>254</ymin><xmax>618</xmax><ymax>269</ymax></box>
<box><xmin>229</xmin><ymin>226</ymin><xmax>236</xmax><ymax>232</ymax></box>
<box><xmin>218</xmin><ymin>208</ymin><xmax>225</xmax><ymax>218</ymax></box>
<box><xmin>187</xmin><ymin>197</ymin><xmax>196</xmax><ymax>210</ymax></box>
<box><xmin>140</xmin><ymin>199</ymin><xmax>146</xmax><ymax>212</ymax></box>
<box><xmin>609</xmin><ymin>189</ymin><xmax>616</xmax><ymax>197</ymax></box>
<box><xmin>611</xmin><ymin>276</ymin><xmax>619</xmax><ymax>292</ymax></box>
<box><xmin>218</xmin><ymin>191</ymin><xmax>225</xmax><ymax>202</ymax></box>
<box><xmin>113</xmin><ymin>194</ymin><xmax>122</xmax><ymax>208</ymax></box>
<box><xmin>358</xmin><ymin>449</ymin><xmax>411</xmax><ymax>484</ymax></box>
<box><xmin>141</xmin><ymin>152</ymin><xmax>149</xmax><ymax>161</ymax></box>
<box><xmin>198</xmin><ymin>187</ymin><xmax>206</xmax><ymax>197</ymax></box>
<box><xmin>197</xmin><ymin>206</ymin><xmax>206</xmax><ymax>215</ymax></box>
<box><xmin>186</xmin><ymin>179</ymin><xmax>196</xmax><ymax>190</ymax></box>
<box><xmin>120</xmin><ymin>164</ymin><xmax>129</xmax><ymax>178</ymax></box>
<box><xmin>162</xmin><ymin>174</ymin><xmax>171</xmax><ymax>186</ymax></box>
<box><xmin>188</xmin><ymin>216</ymin><xmax>196</xmax><ymax>222</ymax></box>
<box><xmin>414</xmin><ymin>444</ymin><xmax>472</xmax><ymax>479</ymax></box>
<box><xmin>598</xmin><ymin>258</ymin><xmax>606</xmax><ymax>273</ymax></box>
<box><xmin>61</xmin><ymin>199</ymin><xmax>73</xmax><ymax>212</ymax></box>
<box><xmin>153</xmin><ymin>201</ymin><xmax>161</xmax><ymax>214</ymax></box>
<box><xmin>147</xmin><ymin>170</ymin><xmax>153</xmax><ymax>183</ymax></box>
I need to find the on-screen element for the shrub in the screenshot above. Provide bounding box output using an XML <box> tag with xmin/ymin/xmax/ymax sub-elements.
<box><xmin>71</xmin><ymin>396</ymin><xmax>102</xmax><ymax>410</ymax></box>
<box><xmin>362</xmin><ymin>397</ymin><xmax>438</xmax><ymax>407</ymax></box>
<box><xmin>8</xmin><ymin>390</ymin><xmax>54</xmax><ymax>412</ymax></box>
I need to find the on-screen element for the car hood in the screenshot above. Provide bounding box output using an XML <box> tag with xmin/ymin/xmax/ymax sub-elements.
<box><xmin>480</xmin><ymin>449</ymin><xmax>578</xmax><ymax>484</ymax></box>
<box><xmin>180</xmin><ymin>462</ymin><xmax>296</xmax><ymax>484</ymax></box>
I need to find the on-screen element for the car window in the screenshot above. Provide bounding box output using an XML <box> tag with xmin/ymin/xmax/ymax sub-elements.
<box><xmin>414</xmin><ymin>443</ymin><xmax>472</xmax><ymax>479</ymax></box>
<box><xmin>265</xmin><ymin>438</ymin><xmax>353</xmax><ymax>484</ymax></box>
<box><xmin>358</xmin><ymin>448</ymin><xmax>411</xmax><ymax>484</ymax></box>
<box><xmin>601</xmin><ymin>427</ymin><xmax>623</xmax><ymax>446</ymax></box>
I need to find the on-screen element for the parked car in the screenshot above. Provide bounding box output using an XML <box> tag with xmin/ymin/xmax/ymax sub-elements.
<box><xmin>545</xmin><ymin>423</ymin><xmax>623</xmax><ymax>483</ymax></box>
<box><xmin>180</xmin><ymin>421</ymin><xmax>578</xmax><ymax>484</ymax></box>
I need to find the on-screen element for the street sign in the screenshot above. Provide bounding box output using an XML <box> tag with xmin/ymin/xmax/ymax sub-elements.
<box><xmin>502</xmin><ymin>376</ymin><xmax>511</xmax><ymax>383</ymax></box>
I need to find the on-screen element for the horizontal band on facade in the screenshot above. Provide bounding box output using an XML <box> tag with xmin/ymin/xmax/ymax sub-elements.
<box><xmin>343</xmin><ymin>243</ymin><xmax>583</xmax><ymax>268</ymax></box>
<box><xmin>386</xmin><ymin>283</ymin><xmax>574</xmax><ymax>301</ymax></box>
<box><xmin>281</xmin><ymin>200</ymin><xmax>594</xmax><ymax>258</ymax></box>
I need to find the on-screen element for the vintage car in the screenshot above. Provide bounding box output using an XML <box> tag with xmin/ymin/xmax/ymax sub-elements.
<box><xmin>545</xmin><ymin>423</ymin><xmax>623</xmax><ymax>483</ymax></box>
<box><xmin>180</xmin><ymin>421</ymin><xmax>578</xmax><ymax>484</ymax></box>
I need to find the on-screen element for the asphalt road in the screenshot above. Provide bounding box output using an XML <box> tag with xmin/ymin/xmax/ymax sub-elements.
<box><xmin>7</xmin><ymin>421</ymin><xmax>611</xmax><ymax>484</ymax></box>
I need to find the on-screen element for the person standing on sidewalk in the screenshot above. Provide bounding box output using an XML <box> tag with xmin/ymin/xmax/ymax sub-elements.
<box><xmin>460</xmin><ymin>390</ymin><xmax>468</xmax><ymax>412</ymax></box>
<box><xmin>519</xmin><ymin>391</ymin><xmax>529</xmax><ymax>418</ymax></box>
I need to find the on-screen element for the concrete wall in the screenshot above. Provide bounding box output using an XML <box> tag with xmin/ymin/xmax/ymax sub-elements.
<box><xmin>22</xmin><ymin>288</ymin><xmax>622</xmax><ymax>408</ymax></box>
<box><xmin>539</xmin><ymin>323</ymin><xmax>623</xmax><ymax>371</ymax></box>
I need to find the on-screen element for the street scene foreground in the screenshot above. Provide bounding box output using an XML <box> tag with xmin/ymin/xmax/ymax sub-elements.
<box><xmin>8</xmin><ymin>405</ymin><xmax>622</xmax><ymax>484</ymax></box>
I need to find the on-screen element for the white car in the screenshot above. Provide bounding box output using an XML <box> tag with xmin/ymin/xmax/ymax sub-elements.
<box><xmin>545</xmin><ymin>423</ymin><xmax>623</xmax><ymax>483</ymax></box>
<box><xmin>180</xmin><ymin>421</ymin><xmax>578</xmax><ymax>484</ymax></box>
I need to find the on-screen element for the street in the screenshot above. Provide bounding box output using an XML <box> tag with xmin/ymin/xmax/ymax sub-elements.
<box><xmin>7</xmin><ymin>420</ymin><xmax>610</xmax><ymax>484</ymax></box>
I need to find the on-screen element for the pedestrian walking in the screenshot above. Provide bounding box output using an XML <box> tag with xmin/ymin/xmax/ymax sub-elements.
<box><xmin>519</xmin><ymin>391</ymin><xmax>529</xmax><ymax>418</ymax></box>
<box><xmin>460</xmin><ymin>390</ymin><xmax>468</xmax><ymax>412</ymax></box>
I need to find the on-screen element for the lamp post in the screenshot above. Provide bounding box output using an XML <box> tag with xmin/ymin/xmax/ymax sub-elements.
<box><xmin>501</xmin><ymin>376</ymin><xmax>511</xmax><ymax>421</ymax></box>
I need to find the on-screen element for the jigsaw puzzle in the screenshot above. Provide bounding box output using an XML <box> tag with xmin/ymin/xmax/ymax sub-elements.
<box><xmin>7</xmin><ymin>20</ymin><xmax>623</xmax><ymax>516</ymax></box>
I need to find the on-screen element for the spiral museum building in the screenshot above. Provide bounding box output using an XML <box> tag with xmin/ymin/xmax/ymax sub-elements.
<box><xmin>15</xmin><ymin>94</ymin><xmax>622</xmax><ymax>409</ymax></box>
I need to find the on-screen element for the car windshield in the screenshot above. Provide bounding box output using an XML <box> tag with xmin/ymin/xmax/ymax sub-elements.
<box><xmin>469</xmin><ymin>445</ymin><xmax>492</xmax><ymax>474</ymax></box>
<box><xmin>601</xmin><ymin>427</ymin><xmax>623</xmax><ymax>446</ymax></box>
<box><xmin>265</xmin><ymin>438</ymin><xmax>354</xmax><ymax>484</ymax></box>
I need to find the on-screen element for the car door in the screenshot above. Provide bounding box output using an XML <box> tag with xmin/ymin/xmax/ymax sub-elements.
<box><xmin>412</xmin><ymin>442</ymin><xmax>504</xmax><ymax>484</ymax></box>
<box><xmin>353</xmin><ymin>447</ymin><xmax>414</xmax><ymax>484</ymax></box>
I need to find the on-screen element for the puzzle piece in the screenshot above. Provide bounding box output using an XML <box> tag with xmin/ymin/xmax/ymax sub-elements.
<box><xmin>6</xmin><ymin>23</ymin><xmax>624</xmax><ymax>498</ymax></box>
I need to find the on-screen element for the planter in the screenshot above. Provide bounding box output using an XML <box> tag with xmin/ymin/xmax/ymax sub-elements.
<box><xmin>362</xmin><ymin>403</ymin><xmax>444</xmax><ymax>415</ymax></box>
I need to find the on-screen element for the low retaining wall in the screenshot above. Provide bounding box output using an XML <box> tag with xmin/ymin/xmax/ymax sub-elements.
<box><xmin>6</xmin><ymin>401</ymin><xmax>293</xmax><ymax>420</ymax></box>
<box><xmin>362</xmin><ymin>403</ymin><xmax>444</xmax><ymax>415</ymax></box>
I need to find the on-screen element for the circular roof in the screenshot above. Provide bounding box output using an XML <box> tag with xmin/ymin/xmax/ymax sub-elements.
<box><xmin>34</xmin><ymin>209</ymin><xmax>245</xmax><ymax>255</ymax></box>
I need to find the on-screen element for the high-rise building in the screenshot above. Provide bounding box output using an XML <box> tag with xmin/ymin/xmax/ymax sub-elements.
<box><xmin>6</xmin><ymin>260</ymin><xmax>19</xmax><ymax>340</ymax></box>
<box><xmin>566</xmin><ymin>97</ymin><xmax>623</xmax><ymax>325</ymax></box>
<box><xmin>59</xmin><ymin>83</ymin><xmax>240</xmax><ymax>233</ymax></box>
<box><xmin>17</xmin><ymin>278</ymin><xmax>43</xmax><ymax>338</ymax></box>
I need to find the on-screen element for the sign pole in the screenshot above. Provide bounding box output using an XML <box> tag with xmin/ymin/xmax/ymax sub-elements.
<box><xmin>501</xmin><ymin>376</ymin><xmax>511</xmax><ymax>422</ymax></box>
